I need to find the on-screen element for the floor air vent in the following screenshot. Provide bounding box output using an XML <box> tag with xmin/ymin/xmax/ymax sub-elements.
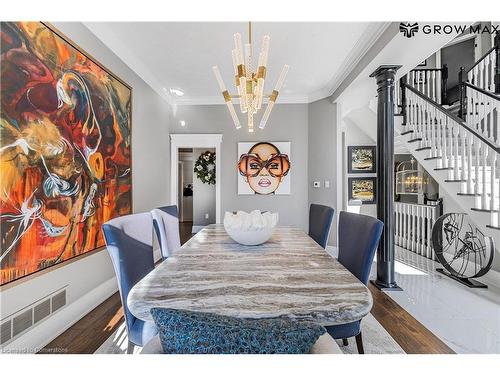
<box><xmin>0</xmin><ymin>287</ymin><xmax>67</xmax><ymax>347</ymax></box>
<box><xmin>0</xmin><ymin>321</ymin><xmax>12</xmax><ymax>345</ymax></box>
<box><xmin>12</xmin><ymin>310</ymin><xmax>33</xmax><ymax>337</ymax></box>
<box><xmin>34</xmin><ymin>299</ymin><xmax>51</xmax><ymax>324</ymax></box>
<box><xmin>51</xmin><ymin>290</ymin><xmax>66</xmax><ymax>312</ymax></box>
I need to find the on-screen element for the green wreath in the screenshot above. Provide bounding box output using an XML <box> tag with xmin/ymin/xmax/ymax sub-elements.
<box><xmin>194</xmin><ymin>151</ymin><xmax>216</xmax><ymax>185</ymax></box>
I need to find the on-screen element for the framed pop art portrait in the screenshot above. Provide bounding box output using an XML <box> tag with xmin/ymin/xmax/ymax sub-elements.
<box><xmin>237</xmin><ymin>142</ymin><xmax>291</xmax><ymax>195</ymax></box>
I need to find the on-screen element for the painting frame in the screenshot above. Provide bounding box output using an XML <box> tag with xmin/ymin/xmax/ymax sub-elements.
<box><xmin>348</xmin><ymin>177</ymin><xmax>377</xmax><ymax>205</ymax></box>
<box><xmin>0</xmin><ymin>22</ymin><xmax>133</xmax><ymax>286</ymax></box>
<box><xmin>347</xmin><ymin>145</ymin><xmax>376</xmax><ymax>174</ymax></box>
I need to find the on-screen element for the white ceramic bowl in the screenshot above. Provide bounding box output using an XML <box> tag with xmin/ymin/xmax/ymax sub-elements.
<box><xmin>224</xmin><ymin>210</ymin><xmax>278</xmax><ymax>246</ymax></box>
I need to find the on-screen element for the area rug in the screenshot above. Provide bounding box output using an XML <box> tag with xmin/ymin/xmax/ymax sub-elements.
<box><xmin>336</xmin><ymin>313</ymin><xmax>404</xmax><ymax>354</ymax></box>
<box><xmin>95</xmin><ymin>313</ymin><xmax>404</xmax><ymax>354</ymax></box>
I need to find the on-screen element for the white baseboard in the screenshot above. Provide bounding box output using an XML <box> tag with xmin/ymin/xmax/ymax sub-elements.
<box><xmin>191</xmin><ymin>225</ymin><xmax>204</xmax><ymax>233</ymax></box>
<box><xmin>2</xmin><ymin>277</ymin><xmax>118</xmax><ymax>353</ymax></box>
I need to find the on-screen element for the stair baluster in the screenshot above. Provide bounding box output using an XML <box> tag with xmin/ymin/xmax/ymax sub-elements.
<box><xmin>431</xmin><ymin>106</ymin><xmax>437</xmax><ymax>157</ymax></box>
<box><xmin>461</xmin><ymin>126</ymin><xmax>467</xmax><ymax>184</ymax></box>
<box><xmin>453</xmin><ymin>123</ymin><xmax>460</xmax><ymax>180</ymax></box>
<box><xmin>482</xmin><ymin>146</ymin><xmax>489</xmax><ymax>210</ymax></box>
<box><xmin>443</xmin><ymin>112</ymin><xmax>449</xmax><ymax>169</ymax></box>
<box><xmin>491</xmin><ymin>152</ymin><xmax>497</xmax><ymax>217</ymax></box>
<box><xmin>466</xmin><ymin>132</ymin><xmax>474</xmax><ymax>194</ymax></box>
<box><xmin>474</xmin><ymin>139</ymin><xmax>481</xmax><ymax>197</ymax></box>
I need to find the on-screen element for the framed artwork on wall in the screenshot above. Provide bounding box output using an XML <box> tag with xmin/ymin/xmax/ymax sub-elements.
<box><xmin>348</xmin><ymin>177</ymin><xmax>377</xmax><ymax>204</ymax></box>
<box><xmin>348</xmin><ymin>145</ymin><xmax>376</xmax><ymax>174</ymax></box>
<box><xmin>0</xmin><ymin>22</ymin><xmax>132</xmax><ymax>285</ymax></box>
<box><xmin>237</xmin><ymin>141</ymin><xmax>291</xmax><ymax>195</ymax></box>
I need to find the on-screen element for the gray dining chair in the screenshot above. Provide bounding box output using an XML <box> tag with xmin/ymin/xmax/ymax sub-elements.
<box><xmin>102</xmin><ymin>212</ymin><xmax>158</xmax><ymax>353</ymax></box>
<box><xmin>325</xmin><ymin>211</ymin><xmax>383</xmax><ymax>354</ymax></box>
<box><xmin>151</xmin><ymin>205</ymin><xmax>181</xmax><ymax>260</ymax></box>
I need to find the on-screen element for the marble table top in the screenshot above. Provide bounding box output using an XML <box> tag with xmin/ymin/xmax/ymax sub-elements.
<box><xmin>128</xmin><ymin>224</ymin><xmax>372</xmax><ymax>326</ymax></box>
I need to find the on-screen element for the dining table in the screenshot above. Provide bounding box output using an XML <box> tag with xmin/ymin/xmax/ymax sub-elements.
<box><xmin>127</xmin><ymin>224</ymin><xmax>373</xmax><ymax>326</ymax></box>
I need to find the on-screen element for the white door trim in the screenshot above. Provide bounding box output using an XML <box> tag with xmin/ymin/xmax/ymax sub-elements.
<box><xmin>170</xmin><ymin>134</ymin><xmax>223</xmax><ymax>223</ymax></box>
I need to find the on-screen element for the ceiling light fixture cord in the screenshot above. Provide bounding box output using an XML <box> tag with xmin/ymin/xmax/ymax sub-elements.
<box><xmin>248</xmin><ymin>21</ymin><xmax>251</xmax><ymax>45</ymax></box>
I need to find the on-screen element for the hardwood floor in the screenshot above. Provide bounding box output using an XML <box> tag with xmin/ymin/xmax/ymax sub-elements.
<box><xmin>368</xmin><ymin>283</ymin><xmax>454</xmax><ymax>354</ymax></box>
<box><xmin>41</xmin><ymin>229</ymin><xmax>454</xmax><ymax>354</ymax></box>
<box><xmin>41</xmin><ymin>292</ymin><xmax>123</xmax><ymax>354</ymax></box>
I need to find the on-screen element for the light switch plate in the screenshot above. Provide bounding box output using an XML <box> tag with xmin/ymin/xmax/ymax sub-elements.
<box><xmin>325</xmin><ymin>180</ymin><xmax>330</xmax><ymax>188</ymax></box>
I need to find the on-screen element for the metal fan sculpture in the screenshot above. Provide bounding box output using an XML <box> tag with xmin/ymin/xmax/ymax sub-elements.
<box><xmin>432</xmin><ymin>213</ymin><xmax>495</xmax><ymax>288</ymax></box>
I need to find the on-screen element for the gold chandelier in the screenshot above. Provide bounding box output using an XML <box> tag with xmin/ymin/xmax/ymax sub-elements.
<box><xmin>212</xmin><ymin>22</ymin><xmax>289</xmax><ymax>132</ymax></box>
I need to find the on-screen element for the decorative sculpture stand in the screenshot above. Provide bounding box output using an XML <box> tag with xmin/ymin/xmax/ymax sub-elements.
<box><xmin>432</xmin><ymin>213</ymin><xmax>495</xmax><ymax>288</ymax></box>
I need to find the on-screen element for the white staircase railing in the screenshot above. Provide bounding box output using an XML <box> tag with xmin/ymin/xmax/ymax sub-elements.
<box><xmin>403</xmin><ymin>83</ymin><xmax>500</xmax><ymax>230</ymax></box>
<box><xmin>405</xmin><ymin>66</ymin><xmax>447</xmax><ymax>105</ymax></box>
<box><xmin>394</xmin><ymin>201</ymin><xmax>440</xmax><ymax>259</ymax></box>
<box><xmin>467</xmin><ymin>46</ymin><xmax>498</xmax><ymax>92</ymax></box>
<box><xmin>463</xmin><ymin>82</ymin><xmax>500</xmax><ymax>148</ymax></box>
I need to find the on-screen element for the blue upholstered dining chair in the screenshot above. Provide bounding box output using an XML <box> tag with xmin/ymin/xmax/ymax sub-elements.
<box><xmin>151</xmin><ymin>205</ymin><xmax>181</xmax><ymax>260</ymax></box>
<box><xmin>308</xmin><ymin>204</ymin><xmax>335</xmax><ymax>248</ymax></box>
<box><xmin>102</xmin><ymin>212</ymin><xmax>158</xmax><ymax>354</ymax></box>
<box><xmin>325</xmin><ymin>211</ymin><xmax>383</xmax><ymax>354</ymax></box>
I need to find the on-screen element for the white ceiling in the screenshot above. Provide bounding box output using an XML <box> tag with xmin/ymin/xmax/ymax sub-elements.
<box><xmin>85</xmin><ymin>22</ymin><xmax>389</xmax><ymax>105</ymax></box>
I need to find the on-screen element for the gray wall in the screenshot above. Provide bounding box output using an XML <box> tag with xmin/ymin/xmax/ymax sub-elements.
<box><xmin>1</xmin><ymin>22</ymin><xmax>171</xmax><ymax>350</ymax></box>
<box><xmin>192</xmin><ymin>148</ymin><xmax>216</xmax><ymax>226</ymax></box>
<box><xmin>308</xmin><ymin>99</ymin><xmax>341</xmax><ymax>245</ymax></box>
<box><xmin>171</xmin><ymin>104</ymin><xmax>309</xmax><ymax>230</ymax></box>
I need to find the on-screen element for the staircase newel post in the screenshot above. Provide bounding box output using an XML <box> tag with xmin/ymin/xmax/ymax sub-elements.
<box><xmin>441</xmin><ymin>64</ymin><xmax>448</xmax><ymax>105</ymax></box>
<box><xmin>369</xmin><ymin>65</ymin><xmax>402</xmax><ymax>291</ymax></box>
<box><xmin>400</xmin><ymin>76</ymin><xmax>407</xmax><ymax>125</ymax></box>
<box><xmin>459</xmin><ymin>67</ymin><xmax>465</xmax><ymax>119</ymax></box>
<box><xmin>494</xmin><ymin>34</ymin><xmax>500</xmax><ymax>94</ymax></box>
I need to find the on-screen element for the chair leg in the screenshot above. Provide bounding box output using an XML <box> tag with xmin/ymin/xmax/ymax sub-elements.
<box><xmin>127</xmin><ymin>340</ymin><xmax>135</xmax><ymax>354</ymax></box>
<box><xmin>355</xmin><ymin>332</ymin><xmax>364</xmax><ymax>354</ymax></box>
<box><xmin>342</xmin><ymin>338</ymin><xmax>348</xmax><ymax>346</ymax></box>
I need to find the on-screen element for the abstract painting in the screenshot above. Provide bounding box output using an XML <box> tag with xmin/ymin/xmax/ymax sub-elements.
<box><xmin>237</xmin><ymin>142</ymin><xmax>291</xmax><ymax>195</ymax></box>
<box><xmin>348</xmin><ymin>177</ymin><xmax>376</xmax><ymax>204</ymax></box>
<box><xmin>348</xmin><ymin>145</ymin><xmax>376</xmax><ymax>173</ymax></box>
<box><xmin>0</xmin><ymin>22</ymin><xmax>132</xmax><ymax>285</ymax></box>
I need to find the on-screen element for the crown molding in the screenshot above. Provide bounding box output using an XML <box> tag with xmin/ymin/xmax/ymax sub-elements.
<box><xmin>83</xmin><ymin>22</ymin><xmax>174</xmax><ymax>106</ymax></box>
<box><xmin>318</xmin><ymin>22</ymin><xmax>392</xmax><ymax>101</ymax></box>
<box><xmin>85</xmin><ymin>22</ymin><xmax>391</xmax><ymax>107</ymax></box>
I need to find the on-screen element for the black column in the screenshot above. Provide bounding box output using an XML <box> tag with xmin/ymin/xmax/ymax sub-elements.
<box><xmin>369</xmin><ymin>65</ymin><xmax>402</xmax><ymax>291</ymax></box>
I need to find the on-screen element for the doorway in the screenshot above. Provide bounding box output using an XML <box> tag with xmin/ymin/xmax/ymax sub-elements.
<box><xmin>170</xmin><ymin>134</ymin><xmax>223</xmax><ymax>231</ymax></box>
<box><xmin>178</xmin><ymin>148</ymin><xmax>194</xmax><ymax>240</ymax></box>
<box><xmin>441</xmin><ymin>37</ymin><xmax>475</xmax><ymax>104</ymax></box>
